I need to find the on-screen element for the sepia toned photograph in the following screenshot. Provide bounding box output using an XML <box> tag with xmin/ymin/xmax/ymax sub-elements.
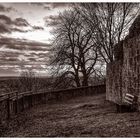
<box><xmin>0</xmin><ymin>1</ymin><xmax>140</xmax><ymax>137</ymax></box>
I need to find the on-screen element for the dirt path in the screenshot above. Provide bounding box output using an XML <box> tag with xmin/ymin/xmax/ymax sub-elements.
<box><xmin>2</xmin><ymin>94</ymin><xmax>140</xmax><ymax>137</ymax></box>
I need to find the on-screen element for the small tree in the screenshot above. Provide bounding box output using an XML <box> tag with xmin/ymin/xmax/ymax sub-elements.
<box><xmin>19</xmin><ymin>70</ymin><xmax>36</xmax><ymax>91</ymax></box>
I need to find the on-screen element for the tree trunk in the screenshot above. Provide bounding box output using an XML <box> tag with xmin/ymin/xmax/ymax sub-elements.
<box><xmin>82</xmin><ymin>75</ymin><xmax>88</xmax><ymax>86</ymax></box>
<box><xmin>74</xmin><ymin>71</ymin><xmax>81</xmax><ymax>87</ymax></box>
<box><xmin>75</xmin><ymin>78</ymin><xmax>81</xmax><ymax>87</ymax></box>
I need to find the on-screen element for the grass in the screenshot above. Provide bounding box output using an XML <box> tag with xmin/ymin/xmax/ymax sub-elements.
<box><xmin>1</xmin><ymin>93</ymin><xmax>140</xmax><ymax>137</ymax></box>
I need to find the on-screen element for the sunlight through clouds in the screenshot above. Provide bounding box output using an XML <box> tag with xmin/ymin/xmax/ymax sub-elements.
<box><xmin>0</xmin><ymin>3</ymin><xmax>70</xmax><ymax>76</ymax></box>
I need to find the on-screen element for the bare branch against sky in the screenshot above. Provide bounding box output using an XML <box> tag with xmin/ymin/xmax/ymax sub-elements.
<box><xmin>0</xmin><ymin>3</ymin><xmax>139</xmax><ymax>77</ymax></box>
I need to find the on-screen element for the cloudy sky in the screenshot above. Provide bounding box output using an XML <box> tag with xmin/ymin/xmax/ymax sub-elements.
<box><xmin>0</xmin><ymin>3</ymin><xmax>71</xmax><ymax>77</ymax></box>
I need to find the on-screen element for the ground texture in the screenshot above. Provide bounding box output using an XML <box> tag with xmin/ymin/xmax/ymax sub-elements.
<box><xmin>1</xmin><ymin>94</ymin><xmax>140</xmax><ymax>137</ymax></box>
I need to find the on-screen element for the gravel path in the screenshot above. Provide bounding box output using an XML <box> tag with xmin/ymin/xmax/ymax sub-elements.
<box><xmin>1</xmin><ymin>94</ymin><xmax>140</xmax><ymax>137</ymax></box>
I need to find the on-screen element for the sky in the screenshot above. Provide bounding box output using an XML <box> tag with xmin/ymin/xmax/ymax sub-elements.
<box><xmin>0</xmin><ymin>3</ymin><xmax>71</xmax><ymax>77</ymax></box>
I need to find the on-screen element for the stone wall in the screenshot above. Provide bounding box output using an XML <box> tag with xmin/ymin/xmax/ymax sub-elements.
<box><xmin>122</xmin><ymin>36</ymin><xmax>140</xmax><ymax>105</ymax></box>
<box><xmin>106</xmin><ymin>15</ymin><xmax>140</xmax><ymax>109</ymax></box>
<box><xmin>106</xmin><ymin>60</ymin><xmax>123</xmax><ymax>105</ymax></box>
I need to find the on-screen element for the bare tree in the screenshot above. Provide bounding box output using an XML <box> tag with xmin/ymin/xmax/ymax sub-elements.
<box><xmin>51</xmin><ymin>73</ymin><xmax>75</xmax><ymax>90</ymax></box>
<box><xmin>50</xmin><ymin>9</ymin><xmax>99</xmax><ymax>87</ymax></box>
<box><xmin>76</xmin><ymin>3</ymin><xmax>140</xmax><ymax>63</ymax></box>
<box><xmin>19</xmin><ymin>70</ymin><xmax>37</xmax><ymax>91</ymax></box>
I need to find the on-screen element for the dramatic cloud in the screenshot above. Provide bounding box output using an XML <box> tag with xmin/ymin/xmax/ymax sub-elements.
<box><xmin>44</xmin><ymin>15</ymin><xmax>60</xmax><ymax>27</ymax></box>
<box><xmin>13</xmin><ymin>18</ymin><xmax>30</xmax><ymax>27</ymax></box>
<box><xmin>43</xmin><ymin>5</ymin><xmax>51</xmax><ymax>10</ymax></box>
<box><xmin>51</xmin><ymin>3</ymin><xmax>72</xmax><ymax>9</ymax></box>
<box><xmin>0</xmin><ymin>15</ymin><xmax>12</xmax><ymax>33</ymax></box>
<box><xmin>0</xmin><ymin>4</ymin><xmax>13</xmax><ymax>12</ymax></box>
<box><xmin>0</xmin><ymin>3</ymin><xmax>70</xmax><ymax>76</ymax></box>
<box><xmin>32</xmin><ymin>25</ymin><xmax>44</xmax><ymax>30</ymax></box>
<box><xmin>0</xmin><ymin>14</ymin><xmax>32</xmax><ymax>34</ymax></box>
<box><xmin>30</xmin><ymin>3</ymin><xmax>72</xmax><ymax>11</ymax></box>
<box><xmin>0</xmin><ymin>37</ymin><xmax>50</xmax><ymax>70</ymax></box>
<box><xmin>42</xmin><ymin>3</ymin><xmax>71</xmax><ymax>10</ymax></box>
<box><xmin>11</xmin><ymin>27</ymin><xmax>28</xmax><ymax>33</ymax></box>
<box><xmin>0</xmin><ymin>15</ymin><xmax>12</xmax><ymax>24</ymax></box>
<box><xmin>0</xmin><ymin>23</ymin><xmax>11</xmax><ymax>33</ymax></box>
<box><xmin>0</xmin><ymin>37</ymin><xmax>50</xmax><ymax>48</ymax></box>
